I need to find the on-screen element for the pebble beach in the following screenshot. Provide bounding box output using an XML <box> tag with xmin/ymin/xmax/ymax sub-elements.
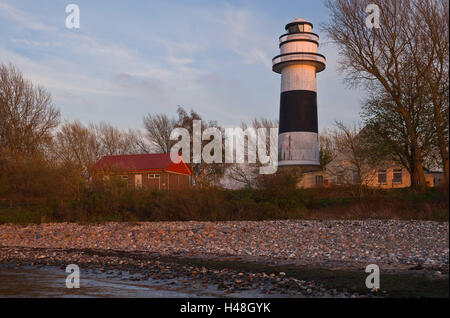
<box><xmin>0</xmin><ymin>220</ymin><xmax>448</xmax><ymax>297</ymax></box>
<box><xmin>0</xmin><ymin>220</ymin><xmax>448</xmax><ymax>267</ymax></box>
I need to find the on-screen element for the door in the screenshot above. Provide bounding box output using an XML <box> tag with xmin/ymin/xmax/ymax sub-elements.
<box><xmin>135</xmin><ymin>174</ymin><xmax>142</xmax><ymax>188</ymax></box>
<box><xmin>161</xmin><ymin>173</ymin><xmax>168</xmax><ymax>190</ymax></box>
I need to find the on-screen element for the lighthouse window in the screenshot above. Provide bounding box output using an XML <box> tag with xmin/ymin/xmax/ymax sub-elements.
<box><xmin>288</xmin><ymin>24</ymin><xmax>304</xmax><ymax>33</ymax></box>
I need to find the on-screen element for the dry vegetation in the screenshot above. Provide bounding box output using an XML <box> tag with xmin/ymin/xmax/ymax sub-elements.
<box><xmin>0</xmin><ymin>179</ymin><xmax>447</xmax><ymax>224</ymax></box>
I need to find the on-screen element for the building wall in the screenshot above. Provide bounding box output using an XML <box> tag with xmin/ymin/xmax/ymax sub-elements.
<box><xmin>168</xmin><ymin>172</ymin><xmax>191</xmax><ymax>190</ymax></box>
<box><xmin>298</xmin><ymin>171</ymin><xmax>324</xmax><ymax>188</ymax></box>
<box><xmin>364</xmin><ymin>168</ymin><xmax>435</xmax><ymax>188</ymax></box>
<box><xmin>101</xmin><ymin>170</ymin><xmax>191</xmax><ymax>190</ymax></box>
<box><xmin>298</xmin><ymin>167</ymin><xmax>437</xmax><ymax>189</ymax></box>
<box><xmin>365</xmin><ymin>168</ymin><xmax>411</xmax><ymax>189</ymax></box>
<box><xmin>430</xmin><ymin>172</ymin><xmax>446</xmax><ymax>187</ymax></box>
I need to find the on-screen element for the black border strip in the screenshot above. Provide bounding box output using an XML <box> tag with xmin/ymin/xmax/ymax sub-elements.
<box><xmin>279</xmin><ymin>31</ymin><xmax>319</xmax><ymax>40</ymax></box>
<box><xmin>279</xmin><ymin>38</ymin><xmax>319</xmax><ymax>48</ymax></box>
<box><xmin>3</xmin><ymin>298</ymin><xmax>446</xmax><ymax>316</ymax></box>
<box><xmin>272</xmin><ymin>52</ymin><xmax>326</xmax><ymax>62</ymax></box>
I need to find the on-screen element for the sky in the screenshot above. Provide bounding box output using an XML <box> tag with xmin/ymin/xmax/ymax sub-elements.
<box><xmin>0</xmin><ymin>0</ymin><xmax>363</xmax><ymax>131</ymax></box>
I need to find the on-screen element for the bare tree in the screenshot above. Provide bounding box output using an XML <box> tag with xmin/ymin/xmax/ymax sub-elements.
<box><xmin>126</xmin><ymin>129</ymin><xmax>153</xmax><ymax>154</ymax></box>
<box><xmin>92</xmin><ymin>122</ymin><xmax>126</xmax><ymax>156</ymax></box>
<box><xmin>175</xmin><ymin>106</ymin><xmax>225</xmax><ymax>188</ymax></box>
<box><xmin>329</xmin><ymin>121</ymin><xmax>389</xmax><ymax>195</ymax></box>
<box><xmin>319</xmin><ymin>129</ymin><xmax>337</xmax><ymax>169</ymax></box>
<box><xmin>0</xmin><ymin>63</ymin><xmax>60</xmax><ymax>157</ymax></box>
<box><xmin>142</xmin><ymin>113</ymin><xmax>177</xmax><ymax>153</ymax></box>
<box><xmin>91</xmin><ymin>122</ymin><xmax>145</xmax><ymax>156</ymax></box>
<box><xmin>413</xmin><ymin>0</ymin><xmax>449</xmax><ymax>183</ymax></box>
<box><xmin>225</xmin><ymin>118</ymin><xmax>278</xmax><ymax>189</ymax></box>
<box><xmin>53</xmin><ymin>121</ymin><xmax>101</xmax><ymax>177</ymax></box>
<box><xmin>362</xmin><ymin>87</ymin><xmax>437</xmax><ymax>187</ymax></box>
<box><xmin>322</xmin><ymin>0</ymin><xmax>448</xmax><ymax>190</ymax></box>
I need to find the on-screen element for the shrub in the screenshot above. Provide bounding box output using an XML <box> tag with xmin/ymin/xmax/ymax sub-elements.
<box><xmin>0</xmin><ymin>183</ymin><xmax>447</xmax><ymax>224</ymax></box>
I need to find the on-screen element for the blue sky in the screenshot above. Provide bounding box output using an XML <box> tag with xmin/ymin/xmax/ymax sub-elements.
<box><xmin>0</xmin><ymin>0</ymin><xmax>362</xmax><ymax>130</ymax></box>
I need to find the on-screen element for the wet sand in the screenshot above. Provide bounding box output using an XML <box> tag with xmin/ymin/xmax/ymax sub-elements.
<box><xmin>1</xmin><ymin>246</ymin><xmax>448</xmax><ymax>298</ymax></box>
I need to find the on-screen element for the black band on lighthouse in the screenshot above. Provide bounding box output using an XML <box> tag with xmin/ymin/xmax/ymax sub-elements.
<box><xmin>279</xmin><ymin>90</ymin><xmax>318</xmax><ymax>134</ymax></box>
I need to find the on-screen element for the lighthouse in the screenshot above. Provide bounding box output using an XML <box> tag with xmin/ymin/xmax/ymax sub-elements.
<box><xmin>272</xmin><ymin>18</ymin><xmax>326</xmax><ymax>170</ymax></box>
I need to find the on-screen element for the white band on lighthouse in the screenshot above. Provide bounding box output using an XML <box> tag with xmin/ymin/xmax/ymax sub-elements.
<box><xmin>281</xmin><ymin>65</ymin><xmax>317</xmax><ymax>93</ymax></box>
<box><xmin>278</xmin><ymin>132</ymin><xmax>319</xmax><ymax>165</ymax></box>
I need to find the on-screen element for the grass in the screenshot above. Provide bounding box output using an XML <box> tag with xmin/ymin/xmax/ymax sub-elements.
<box><xmin>0</xmin><ymin>186</ymin><xmax>448</xmax><ymax>224</ymax></box>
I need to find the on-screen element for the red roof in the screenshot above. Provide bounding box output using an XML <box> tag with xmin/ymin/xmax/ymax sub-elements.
<box><xmin>93</xmin><ymin>153</ymin><xmax>192</xmax><ymax>175</ymax></box>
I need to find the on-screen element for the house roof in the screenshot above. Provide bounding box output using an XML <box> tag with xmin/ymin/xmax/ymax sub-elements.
<box><xmin>93</xmin><ymin>153</ymin><xmax>192</xmax><ymax>175</ymax></box>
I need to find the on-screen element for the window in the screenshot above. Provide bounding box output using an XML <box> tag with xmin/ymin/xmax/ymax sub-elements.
<box><xmin>377</xmin><ymin>170</ymin><xmax>387</xmax><ymax>184</ymax></box>
<box><xmin>288</xmin><ymin>24</ymin><xmax>304</xmax><ymax>33</ymax></box>
<box><xmin>336</xmin><ymin>174</ymin><xmax>345</xmax><ymax>185</ymax></box>
<box><xmin>148</xmin><ymin>174</ymin><xmax>161</xmax><ymax>179</ymax></box>
<box><xmin>315</xmin><ymin>175</ymin><xmax>324</xmax><ymax>186</ymax></box>
<box><xmin>393</xmin><ymin>169</ymin><xmax>402</xmax><ymax>183</ymax></box>
<box><xmin>119</xmin><ymin>175</ymin><xmax>128</xmax><ymax>180</ymax></box>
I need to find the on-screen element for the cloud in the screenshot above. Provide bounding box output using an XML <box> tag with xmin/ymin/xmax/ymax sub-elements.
<box><xmin>64</xmin><ymin>33</ymin><xmax>136</xmax><ymax>60</ymax></box>
<box><xmin>219</xmin><ymin>6</ymin><xmax>274</xmax><ymax>68</ymax></box>
<box><xmin>0</xmin><ymin>47</ymin><xmax>128</xmax><ymax>97</ymax></box>
<box><xmin>0</xmin><ymin>2</ymin><xmax>55</xmax><ymax>32</ymax></box>
<box><xmin>9</xmin><ymin>38</ymin><xmax>59</xmax><ymax>48</ymax></box>
<box><xmin>114</xmin><ymin>73</ymin><xmax>165</xmax><ymax>93</ymax></box>
<box><xmin>198</xmin><ymin>72</ymin><xmax>241</xmax><ymax>88</ymax></box>
<box><xmin>151</xmin><ymin>36</ymin><xmax>203</xmax><ymax>57</ymax></box>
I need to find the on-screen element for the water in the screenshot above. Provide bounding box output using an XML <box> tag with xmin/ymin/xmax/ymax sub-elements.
<box><xmin>0</xmin><ymin>264</ymin><xmax>204</xmax><ymax>297</ymax></box>
<box><xmin>0</xmin><ymin>264</ymin><xmax>282</xmax><ymax>298</ymax></box>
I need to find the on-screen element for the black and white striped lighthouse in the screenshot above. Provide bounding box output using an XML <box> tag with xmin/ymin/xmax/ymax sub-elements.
<box><xmin>272</xmin><ymin>18</ymin><xmax>326</xmax><ymax>170</ymax></box>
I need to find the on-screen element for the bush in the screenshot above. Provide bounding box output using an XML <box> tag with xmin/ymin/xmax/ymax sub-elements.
<box><xmin>0</xmin><ymin>177</ymin><xmax>448</xmax><ymax>224</ymax></box>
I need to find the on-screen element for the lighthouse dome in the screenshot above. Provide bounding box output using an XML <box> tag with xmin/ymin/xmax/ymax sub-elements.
<box><xmin>294</xmin><ymin>17</ymin><xmax>308</xmax><ymax>23</ymax></box>
<box><xmin>285</xmin><ymin>18</ymin><xmax>313</xmax><ymax>33</ymax></box>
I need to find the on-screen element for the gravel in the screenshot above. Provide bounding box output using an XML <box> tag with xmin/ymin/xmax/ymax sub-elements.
<box><xmin>0</xmin><ymin>220</ymin><xmax>448</xmax><ymax>269</ymax></box>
